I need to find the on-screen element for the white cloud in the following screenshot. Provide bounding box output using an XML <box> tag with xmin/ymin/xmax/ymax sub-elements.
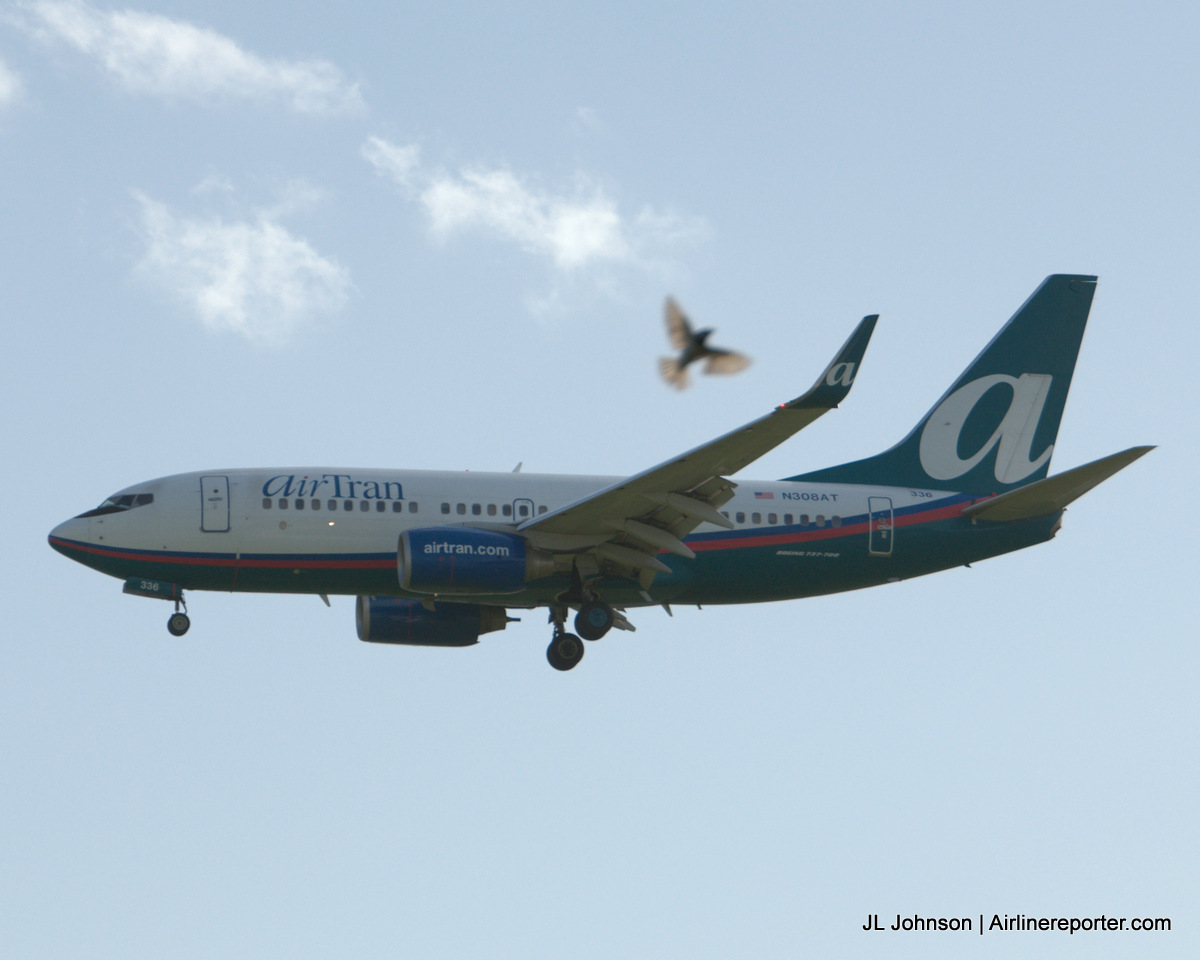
<box><xmin>362</xmin><ymin>135</ymin><xmax>710</xmax><ymax>274</ymax></box>
<box><xmin>134</xmin><ymin>189</ymin><xmax>353</xmax><ymax>345</ymax></box>
<box><xmin>0</xmin><ymin>57</ymin><xmax>22</xmax><ymax>106</ymax></box>
<box><xmin>420</xmin><ymin>167</ymin><xmax>631</xmax><ymax>270</ymax></box>
<box><xmin>361</xmin><ymin>136</ymin><xmax>420</xmax><ymax>192</ymax></box>
<box><xmin>570</xmin><ymin>106</ymin><xmax>604</xmax><ymax>136</ymax></box>
<box><xmin>18</xmin><ymin>0</ymin><xmax>363</xmax><ymax>114</ymax></box>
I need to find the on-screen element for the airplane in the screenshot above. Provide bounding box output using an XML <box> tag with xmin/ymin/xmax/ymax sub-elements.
<box><xmin>48</xmin><ymin>275</ymin><xmax>1152</xmax><ymax>671</ymax></box>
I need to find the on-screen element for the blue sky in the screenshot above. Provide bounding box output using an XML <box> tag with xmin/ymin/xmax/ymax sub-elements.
<box><xmin>2</xmin><ymin>2</ymin><xmax>1197</xmax><ymax>957</ymax></box>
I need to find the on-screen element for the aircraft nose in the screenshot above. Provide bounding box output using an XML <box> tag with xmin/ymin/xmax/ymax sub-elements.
<box><xmin>48</xmin><ymin>516</ymin><xmax>90</xmax><ymax>555</ymax></box>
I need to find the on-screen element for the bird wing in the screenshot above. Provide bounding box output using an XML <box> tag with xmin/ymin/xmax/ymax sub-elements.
<box><xmin>659</xmin><ymin>356</ymin><xmax>691</xmax><ymax>389</ymax></box>
<box><xmin>703</xmin><ymin>349</ymin><xmax>752</xmax><ymax>375</ymax></box>
<box><xmin>664</xmin><ymin>297</ymin><xmax>694</xmax><ymax>350</ymax></box>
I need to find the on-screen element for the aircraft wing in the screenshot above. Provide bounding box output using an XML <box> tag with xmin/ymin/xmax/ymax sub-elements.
<box><xmin>518</xmin><ymin>315</ymin><xmax>878</xmax><ymax>576</ymax></box>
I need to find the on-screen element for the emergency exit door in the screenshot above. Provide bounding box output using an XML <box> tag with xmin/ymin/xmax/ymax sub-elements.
<box><xmin>868</xmin><ymin>496</ymin><xmax>893</xmax><ymax>556</ymax></box>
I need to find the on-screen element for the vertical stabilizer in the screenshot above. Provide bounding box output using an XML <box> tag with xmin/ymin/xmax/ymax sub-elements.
<box><xmin>787</xmin><ymin>275</ymin><xmax>1097</xmax><ymax>494</ymax></box>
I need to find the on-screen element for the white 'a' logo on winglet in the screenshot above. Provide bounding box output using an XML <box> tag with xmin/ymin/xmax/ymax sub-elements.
<box><xmin>918</xmin><ymin>373</ymin><xmax>1055</xmax><ymax>484</ymax></box>
<box><xmin>825</xmin><ymin>362</ymin><xmax>857</xmax><ymax>387</ymax></box>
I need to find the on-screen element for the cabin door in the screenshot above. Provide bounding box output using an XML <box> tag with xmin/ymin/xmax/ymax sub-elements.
<box><xmin>868</xmin><ymin>496</ymin><xmax>893</xmax><ymax>556</ymax></box>
<box><xmin>200</xmin><ymin>476</ymin><xmax>231</xmax><ymax>532</ymax></box>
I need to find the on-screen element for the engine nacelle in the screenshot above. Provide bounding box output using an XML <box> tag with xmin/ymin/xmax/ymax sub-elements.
<box><xmin>356</xmin><ymin>596</ymin><xmax>509</xmax><ymax>647</ymax></box>
<box><xmin>398</xmin><ymin>526</ymin><xmax>554</xmax><ymax>595</ymax></box>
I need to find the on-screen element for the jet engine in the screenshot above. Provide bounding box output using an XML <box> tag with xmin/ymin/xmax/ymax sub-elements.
<box><xmin>398</xmin><ymin>526</ymin><xmax>555</xmax><ymax>595</ymax></box>
<box><xmin>356</xmin><ymin>596</ymin><xmax>510</xmax><ymax>647</ymax></box>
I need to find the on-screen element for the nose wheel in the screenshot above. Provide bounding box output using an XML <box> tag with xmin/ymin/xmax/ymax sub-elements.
<box><xmin>166</xmin><ymin>595</ymin><xmax>190</xmax><ymax>636</ymax></box>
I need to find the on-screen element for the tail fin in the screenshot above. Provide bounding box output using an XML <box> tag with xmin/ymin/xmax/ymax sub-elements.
<box><xmin>787</xmin><ymin>275</ymin><xmax>1098</xmax><ymax>494</ymax></box>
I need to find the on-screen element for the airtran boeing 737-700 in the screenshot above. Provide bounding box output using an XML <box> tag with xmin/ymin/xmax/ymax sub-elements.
<box><xmin>49</xmin><ymin>275</ymin><xmax>1151</xmax><ymax>670</ymax></box>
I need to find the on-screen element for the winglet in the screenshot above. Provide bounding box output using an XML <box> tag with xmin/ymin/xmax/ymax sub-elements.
<box><xmin>787</xmin><ymin>314</ymin><xmax>878</xmax><ymax>410</ymax></box>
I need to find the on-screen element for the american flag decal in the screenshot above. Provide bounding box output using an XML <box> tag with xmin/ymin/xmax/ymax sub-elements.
<box><xmin>754</xmin><ymin>491</ymin><xmax>775</xmax><ymax>500</ymax></box>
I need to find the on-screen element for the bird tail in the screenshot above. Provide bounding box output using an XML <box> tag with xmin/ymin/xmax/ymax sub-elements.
<box><xmin>659</xmin><ymin>356</ymin><xmax>689</xmax><ymax>389</ymax></box>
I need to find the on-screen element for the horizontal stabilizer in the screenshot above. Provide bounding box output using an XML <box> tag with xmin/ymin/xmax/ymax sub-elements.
<box><xmin>961</xmin><ymin>446</ymin><xmax>1154</xmax><ymax>522</ymax></box>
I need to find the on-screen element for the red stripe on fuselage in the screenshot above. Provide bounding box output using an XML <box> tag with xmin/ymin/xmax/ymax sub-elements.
<box><xmin>687</xmin><ymin>498</ymin><xmax>971</xmax><ymax>553</ymax></box>
<box><xmin>48</xmin><ymin>537</ymin><xmax>394</xmax><ymax>571</ymax></box>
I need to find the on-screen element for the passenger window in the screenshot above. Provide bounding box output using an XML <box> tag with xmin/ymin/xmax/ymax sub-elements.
<box><xmin>360</xmin><ymin>501</ymin><xmax>370</xmax><ymax>512</ymax></box>
<box><xmin>472</xmin><ymin>503</ymin><xmax>481</xmax><ymax>516</ymax></box>
<box><xmin>538</xmin><ymin>505</ymin><xmax>547</xmax><ymax>515</ymax></box>
<box><xmin>487</xmin><ymin>504</ymin><xmax>496</xmax><ymax>516</ymax></box>
<box><xmin>721</xmin><ymin>511</ymin><xmax>729</xmax><ymax>519</ymax></box>
<box><xmin>736</xmin><ymin>511</ymin><xmax>745</xmax><ymax>524</ymax></box>
<box><xmin>518</xmin><ymin>504</ymin><xmax>529</xmax><ymax>518</ymax></box>
<box><xmin>751</xmin><ymin>512</ymin><xmax>761</xmax><ymax>524</ymax></box>
<box><xmin>784</xmin><ymin>513</ymin><xmax>793</xmax><ymax>525</ymax></box>
<box><xmin>409</xmin><ymin>502</ymin><xmax>418</xmax><ymax>513</ymax></box>
<box><xmin>800</xmin><ymin>514</ymin><xmax>809</xmax><ymax>525</ymax></box>
<box><xmin>768</xmin><ymin>513</ymin><xmax>777</xmax><ymax>524</ymax></box>
<box><xmin>327</xmin><ymin>500</ymin><xmax>336</xmax><ymax>511</ymax></box>
<box><xmin>312</xmin><ymin>499</ymin><xmax>320</xmax><ymax>511</ymax></box>
<box><xmin>279</xmin><ymin>499</ymin><xmax>288</xmax><ymax>509</ymax></box>
<box><xmin>263</xmin><ymin>498</ymin><xmax>272</xmax><ymax>509</ymax></box>
<box><xmin>457</xmin><ymin>503</ymin><xmax>466</xmax><ymax>515</ymax></box>
<box><xmin>503</xmin><ymin>504</ymin><xmax>512</xmax><ymax>517</ymax></box>
<box><xmin>376</xmin><ymin>501</ymin><xmax>386</xmax><ymax>513</ymax></box>
<box><xmin>832</xmin><ymin>516</ymin><xmax>842</xmax><ymax>527</ymax></box>
<box><xmin>295</xmin><ymin>498</ymin><xmax>305</xmax><ymax>510</ymax></box>
<box><xmin>441</xmin><ymin>503</ymin><xmax>450</xmax><ymax>515</ymax></box>
<box><xmin>343</xmin><ymin>500</ymin><xmax>353</xmax><ymax>512</ymax></box>
<box><xmin>816</xmin><ymin>515</ymin><xmax>825</xmax><ymax>527</ymax></box>
<box><xmin>392</xmin><ymin>502</ymin><xmax>403</xmax><ymax>512</ymax></box>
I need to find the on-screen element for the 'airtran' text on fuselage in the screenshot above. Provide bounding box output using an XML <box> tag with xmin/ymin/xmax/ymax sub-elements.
<box><xmin>262</xmin><ymin>474</ymin><xmax>403</xmax><ymax>500</ymax></box>
<box><xmin>781</xmin><ymin>491</ymin><xmax>838</xmax><ymax>502</ymax></box>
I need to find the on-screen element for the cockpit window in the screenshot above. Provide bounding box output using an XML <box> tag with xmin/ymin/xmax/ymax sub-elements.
<box><xmin>76</xmin><ymin>492</ymin><xmax>154</xmax><ymax>518</ymax></box>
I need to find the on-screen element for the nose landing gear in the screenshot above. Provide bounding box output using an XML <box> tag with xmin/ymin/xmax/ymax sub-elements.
<box><xmin>121</xmin><ymin>577</ymin><xmax>192</xmax><ymax>636</ymax></box>
<box><xmin>166</xmin><ymin>597</ymin><xmax>190</xmax><ymax>636</ymax></box>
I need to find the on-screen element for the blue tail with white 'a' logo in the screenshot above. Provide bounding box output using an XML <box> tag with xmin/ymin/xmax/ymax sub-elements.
<box><xmin>786</xmin><ymin>275</ymin><xmax>1098</xmax><ymax>495</ymax></box>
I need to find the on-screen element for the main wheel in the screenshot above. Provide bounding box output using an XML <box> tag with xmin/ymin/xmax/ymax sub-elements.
<box><xmin>167</xmin><ymin>612</ymin><xmax>191</xmax><ymax>636</ymax></box>
<box><xmin>575</xmin><ymin>601</ymin><xmax>614</xmax><ymax>641</ymax></box>
<box><xmin>547</xmin><ymin>632</ymin><xmax>584</xmax><ymax>671</ymax></box>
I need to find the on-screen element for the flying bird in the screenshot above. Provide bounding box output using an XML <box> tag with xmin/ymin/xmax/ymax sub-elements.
<box><xmin>659</xmin><ymin>296</ymin><xmax>751</xmax><ymax>389</ymax></box>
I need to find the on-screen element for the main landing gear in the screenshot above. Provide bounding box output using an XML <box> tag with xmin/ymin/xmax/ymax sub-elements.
<box><xmin>545</xmin><ymin>597</ymin><xmax>620</xmax><ymax>670</ymax></box>
<box><xmin>575</xmin><ymin>600</ymin><xmax>615</xmax><ymax>641</ymax></box>
<box><xmin>545</xmin><ymin>604</ymin><xmax>585</xmax><ymax>671</ymax></box>
<box><xmin>547</xmin><ymin>629</ymin><xmax>584</xmax><ymax>671</ymax></box>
